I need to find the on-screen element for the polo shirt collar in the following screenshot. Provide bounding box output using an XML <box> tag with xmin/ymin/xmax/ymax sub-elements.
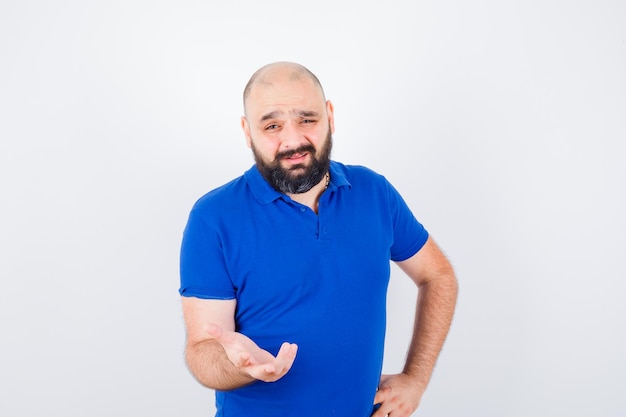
<box><xmin>327</xmin><ymin>161</ymin><xmax>351</xmax><ymax>190</ymax></box>
<box><xmin>244</xmin><ymin>161</ymin><xmax>351</xmax><ymax>205</ymax></box>
<box><xmin>244</xmin><ymin>165</ymin><xmax>283</xmax><ymax>205</ymax></box>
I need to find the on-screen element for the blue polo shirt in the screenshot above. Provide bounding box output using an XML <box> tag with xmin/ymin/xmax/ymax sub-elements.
<box><xmin>180</xmin><ymin>161</ymin><xmax>428</xmax><ymax>417</ymax></box>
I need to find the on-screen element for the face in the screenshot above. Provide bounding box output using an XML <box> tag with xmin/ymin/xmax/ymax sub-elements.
<box><xmin>241</xmin><ymin>70</ymin><xmax>335</xmax><ymax>194</ymax></box>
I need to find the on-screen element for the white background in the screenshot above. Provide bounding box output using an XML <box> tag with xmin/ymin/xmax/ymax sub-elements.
<box><xmin>1</xmin><ymin>1</ymin><xmax>625</xmax><ymax>416</ymax></box>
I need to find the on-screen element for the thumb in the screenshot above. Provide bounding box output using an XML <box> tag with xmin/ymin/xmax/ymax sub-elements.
<box><xmin>373</xmin><ymin>374</ymin><xmax>392</xmax><ymax>404</ymax></box>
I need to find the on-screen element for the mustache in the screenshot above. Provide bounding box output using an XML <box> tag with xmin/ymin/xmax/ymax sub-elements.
<box><xmin>275</xmin><ymin>144</ymin><xmax>316</xmax><ymax>161</ymax></box>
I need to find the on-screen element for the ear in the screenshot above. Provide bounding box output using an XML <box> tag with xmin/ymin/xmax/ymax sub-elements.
<box><xmin>326</xmin><ymin>100</ymin><xmax>335</xmax><ymax>134</ymax></box>
<box><xmin>241</xmin><ymin>116</ymin><xmax>252</xmax><ymax>148</ymax></box>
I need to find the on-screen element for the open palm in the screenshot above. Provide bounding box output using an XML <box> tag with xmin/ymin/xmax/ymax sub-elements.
<box><xmin>206</xmin><ymin>323</ymin><xmax>298</xmax><ymax>383</ymax></box>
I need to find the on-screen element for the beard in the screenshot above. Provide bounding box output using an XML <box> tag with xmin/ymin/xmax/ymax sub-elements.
<box><xmin>252</xmin><ymin>131</ymin><xmax>332</xmax><ymax>194</ymax></box>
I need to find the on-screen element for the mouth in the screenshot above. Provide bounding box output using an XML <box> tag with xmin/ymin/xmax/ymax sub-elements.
<box><xmin>278</xmin><ymin>148</ymin><xmax>313</xmax><ymax>166</ymax></box>
<box><xmin>283</xmin><ymin>152</ymin><xmax>309</xmax><ymax>163</ymax></box>
<box><xmin>276</xmin><ymin>144</ymin><xmax>316</xmax><ymax>167</ymax></box>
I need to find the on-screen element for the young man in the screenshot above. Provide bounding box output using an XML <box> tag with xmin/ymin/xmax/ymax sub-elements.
<box><xmin>179</xmin><ymin>61</ymin><xmax>458</xmax><ymax>417</ymax></box>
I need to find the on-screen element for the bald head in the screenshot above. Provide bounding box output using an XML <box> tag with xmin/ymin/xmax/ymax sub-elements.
<box><xmin>243</xmin><ymin>62</ymin><xmax>326</xmax><ymax>114</ymax></box>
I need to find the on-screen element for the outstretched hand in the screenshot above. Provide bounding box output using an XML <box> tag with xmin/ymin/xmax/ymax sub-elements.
<box><xmin>205</xmin><ymin>323</ymin><xmax>298</xmax><ymax>383</ymax></box>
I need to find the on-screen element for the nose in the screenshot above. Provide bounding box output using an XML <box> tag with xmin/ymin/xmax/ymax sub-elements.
<box><xmin>278</xmin><ymin>120</ymin><xmax>308</xmax><ymax>151</ymax></box>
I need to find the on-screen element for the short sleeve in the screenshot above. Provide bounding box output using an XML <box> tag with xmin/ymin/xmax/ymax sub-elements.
<box><xmin>386</xmin><ymin>182</ymin><xmax>429</xmax><ymax>262</ymax></box>
<box><xmin>179</xmin><ymin>208</ymin><xmax>236</xmax><ymax>299</ymax></box>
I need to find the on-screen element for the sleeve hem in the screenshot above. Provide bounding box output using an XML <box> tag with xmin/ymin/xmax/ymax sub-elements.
<box><xmin>390</xmin><ymin>230</ymin><xmax>429</xmax><ymax>262</ymax></box>
<box><xmin>178</xmin><ymin>287</ymin><xmax>236</xmax><ymax>300</ymax></box>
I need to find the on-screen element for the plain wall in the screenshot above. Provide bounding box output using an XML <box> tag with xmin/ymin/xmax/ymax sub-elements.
<box><xmin>1</xmin><ymin>1</ymin><xmax>625</xmax><ymax>416</ymax></box>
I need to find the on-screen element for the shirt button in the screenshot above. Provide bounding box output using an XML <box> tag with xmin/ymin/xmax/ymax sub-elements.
<box><xmin>300</xmin><ymin>207</ymin><xmax>306</xmax><ymax>212</ymax></box>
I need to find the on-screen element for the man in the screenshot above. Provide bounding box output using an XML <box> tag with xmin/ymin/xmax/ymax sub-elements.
<box><xmin>179</xmin><ymin>61</ymin><xmax>458</xmax><ymax>417</ymax></box>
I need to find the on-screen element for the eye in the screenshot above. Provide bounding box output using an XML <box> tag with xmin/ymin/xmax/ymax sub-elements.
<box><xmin>301</xmin><ymin>119</ymin><xmax>315</xmax><ymax>124</ymax></box>
<box><xmin>265</xmin><ymin>124</ymin><xmax>279</xmax><ymax>130</ymax></box>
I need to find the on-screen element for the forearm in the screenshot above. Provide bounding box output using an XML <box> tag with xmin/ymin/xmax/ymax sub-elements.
<box><xmin>185</xmin><ymin>339</ymin><xmax>255</xmax><ymax>391</ymax></box>
<box><xmin>403</xmin><ymin>271</ymin><xmax>458</xmax><ymax>391</ymax></box>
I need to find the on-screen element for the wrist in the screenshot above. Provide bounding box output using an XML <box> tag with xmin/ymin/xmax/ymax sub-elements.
<box><xmin>401</xmin><ymin>369</ymin><xmax>429</xmax><ymax>394</ymax></box>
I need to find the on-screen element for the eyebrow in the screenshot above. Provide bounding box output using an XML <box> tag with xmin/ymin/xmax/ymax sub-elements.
<box><xmin>296</xmin><ymin>110</ymin><xmax>320</xmax><ymax>119</ymax></box>
<box><xmin>259</xmin><ymin>110</ymin><xmax>320</xmax><ymax>122</ymax></box>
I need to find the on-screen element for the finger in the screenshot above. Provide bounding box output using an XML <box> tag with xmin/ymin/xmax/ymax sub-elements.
<box><xmin>236</xmin><ymin>351</ymin><xmax>252</xmax><ymax>368</ymax></box>
<box><xmin>244</xmin><ymin>363</ymin><xmax>279</xmax><ymax>381</ymax></box>
<box><xmin>267</xmin><ymin>343</ymin><xmax>291</xmax><ymax>375</ymax></box>
<box><xmin>372</xmin><ymin>395</ymin><xmax>399</xmax><ymax>417</ymax></box>
<box><xmin>277</xmin><ymin>342</ymin><xmax>298</xmax><ymax>361</ymax></box>
<box><xmin>274</xmin><ymin>343</ymin><xmax>298</xmax><ymax>374</ymax></box>
<box><xmin>243</xmin><ymin>344</ymin><xmax>297</xmax><ymax>382</ymax></box>
<box><xmin>370</xmin><ymin>401</ymin><xmax>390</xmax><ymax>417</ymax></box>
<box><xmin>373</xmin><ymin>386</ymin><xmax>390</xmax><ymax>407</ymax></box>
